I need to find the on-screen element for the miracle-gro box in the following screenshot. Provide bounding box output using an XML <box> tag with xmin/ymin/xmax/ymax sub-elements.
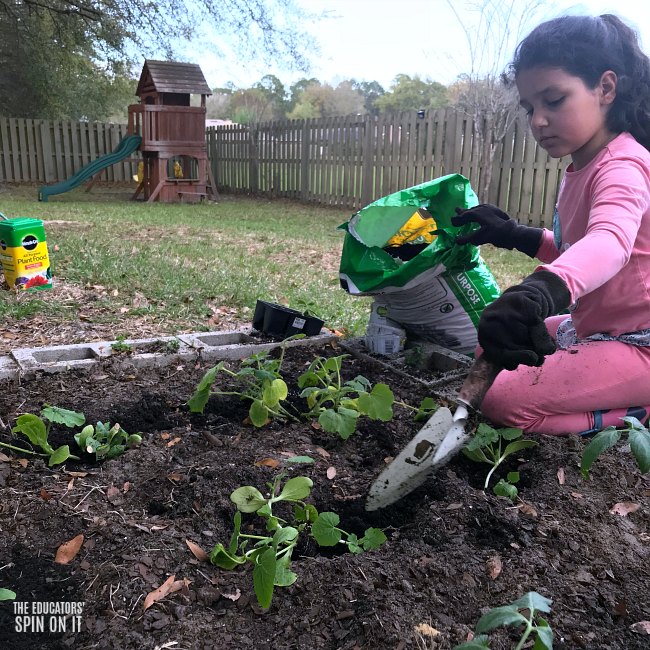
<box><xmin>0</xmin><ymin>216</ymin><xmax>52</xmax><ymax>290</ymax></box>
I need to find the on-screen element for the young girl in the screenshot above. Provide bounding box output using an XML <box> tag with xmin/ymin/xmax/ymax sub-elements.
<box><xmin>452</xmin><ymin>14</ymin><xmax>650</xmax><ymax>435</ymax></box>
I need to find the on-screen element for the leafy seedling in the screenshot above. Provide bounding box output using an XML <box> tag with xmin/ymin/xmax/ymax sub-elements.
<box><xmin>165</xmin><ymin>339</ymin><xmax>181</xmax><ymax>353</ymax></box>
<box><xmin>188</xmin><ymin>347</ymin><xmax>298</xmax><ymax>427</ymax></box>
<box><xmin>453</xmin><ymin>591</ymin><xmax>553</xmax><ymax>650</ymax></box>
<box><xmin>581</xmin><ymin>416</ymin><xmax>650</xmax><ymax>478</ymax></box>
<box><xmin>111</xmin><ymin>335</ymin><xmax>133</xmax><ymax>353</ymax></box>
<box><xmin>463</xmin><ymin>423</ymin><xmax>537</xmax><ymax>493</ymax></box>
<box><xmin>394</xmin><ymin>396</ymin><xmax>439</xmax><ymax>422</ymax></box>
<box><xmin>4</xmin><ymin>405</ymin><xmax>84</xmax><ymax>466</ymax></box>
<box><xmin>298</xmin><ymin>354</ymin><xmax>394</xmax><ymax>439</ymax></box>
<box><xmin>75</xmin><ymin>422</ymin><xmax>142</xmax><ymax>461</ymax></box>
<box><xmin>210</xmin><ymin>473</ymin><xmax>386</xmax><ymax>608</ymax></box>
<box><xmin>493</xmin><ymin>472</ymin><xmax>521</xmax><ymax>501</ymax></box>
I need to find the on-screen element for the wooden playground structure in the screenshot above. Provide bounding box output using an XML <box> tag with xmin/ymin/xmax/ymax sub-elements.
<box><xmin>128</xmin><ymin>60</ymin><xmax>218</xmax><ymax>203</ymax></box>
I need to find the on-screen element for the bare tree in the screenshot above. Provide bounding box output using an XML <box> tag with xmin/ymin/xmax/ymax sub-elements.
<box><xmin>447</xmin><ymin>0</ymin><xmax>546</xmax><ymax>200</ymax></box>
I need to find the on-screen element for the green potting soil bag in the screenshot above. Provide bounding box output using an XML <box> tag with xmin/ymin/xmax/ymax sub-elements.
<box><xmin>339</xmin><ymin>174</ymin><xmax>501</xmax><ymax>355</ymax></box>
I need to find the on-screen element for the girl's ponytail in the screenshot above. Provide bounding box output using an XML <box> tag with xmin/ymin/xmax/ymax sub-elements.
<box><xmin>601</xmin><ymin>15</ymin><xmax>650</xmax><ymax>151</ymax></box>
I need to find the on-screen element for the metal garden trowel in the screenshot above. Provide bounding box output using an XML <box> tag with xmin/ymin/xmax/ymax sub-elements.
<box><xmin>365</xmin><ymin>355</ymin><xmax>501</xmax><ymax>511</ymax></box>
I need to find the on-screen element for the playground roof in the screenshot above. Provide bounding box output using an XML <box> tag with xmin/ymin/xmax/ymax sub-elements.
<box><xmin>137</xmin><ymin>61</ymin><xmax>212</xmax><ymax>96</ymax></box>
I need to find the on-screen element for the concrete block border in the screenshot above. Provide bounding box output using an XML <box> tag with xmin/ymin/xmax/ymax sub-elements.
<box><xmin>0</xmin><ymin>329</ymin><xmax>337</xmax><ymax>382</ymax></box>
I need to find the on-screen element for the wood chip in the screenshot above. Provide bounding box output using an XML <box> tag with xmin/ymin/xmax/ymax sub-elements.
<box><xmin>55</xmin><ymin>534</ymin><xmax>84</xmax><ymax>565</ymax></box>
<box><xmin>486</xmin><ymin>555</ymin><xmax>502</xmax><ymax>580</ymax></box>
<box><xmin>609</xmin><ymin>502</ymin><xmax>641</xmax><ymax>517</ymax></box>
<box><xmin>414</xmin><ymin>623</ymin><xmax>440</xmax><ymax>637</ymax></box>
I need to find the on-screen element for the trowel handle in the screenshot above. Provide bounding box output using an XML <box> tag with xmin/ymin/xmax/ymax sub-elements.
<box><xmin>457</xmin><ymin>355</ymin><xmax>501</xmax><ymax>411</ymax></box>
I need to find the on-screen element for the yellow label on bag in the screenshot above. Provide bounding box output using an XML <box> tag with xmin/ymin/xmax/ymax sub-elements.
<box><xmin>386</xmin><ymin>208</ymin><xmax>438</xmax><ymax>247</ymax></box>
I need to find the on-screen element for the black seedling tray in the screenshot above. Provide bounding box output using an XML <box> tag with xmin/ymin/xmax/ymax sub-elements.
<box><xmin>253</xmin><ymin>300</ymin><xmax>324</xmax><ymax>339</ymax></box>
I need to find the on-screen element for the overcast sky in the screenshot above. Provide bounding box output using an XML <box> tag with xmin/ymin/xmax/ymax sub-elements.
<box><xmin>190</xmin><ymin>0</ymin><xmax>650</xmax><ymax>90</ymax></box>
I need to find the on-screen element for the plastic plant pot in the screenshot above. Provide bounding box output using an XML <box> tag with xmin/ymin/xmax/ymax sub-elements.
<box><xmin>253</xmin><ymin>300</ymin><xmax>324</xmax><ymax>339</ymax></box>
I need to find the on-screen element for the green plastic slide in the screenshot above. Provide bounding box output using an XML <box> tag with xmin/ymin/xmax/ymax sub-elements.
<box><xmin>38</xmin><ymin>134</ymin><xmax>142</xmax><ymax>202</ymax></box>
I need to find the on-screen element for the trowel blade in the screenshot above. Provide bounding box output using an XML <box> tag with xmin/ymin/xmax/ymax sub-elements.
<box><xmin>365</xmin><ymin>407</ymin><xmax>454</xmax><ymax>511</ymax></box>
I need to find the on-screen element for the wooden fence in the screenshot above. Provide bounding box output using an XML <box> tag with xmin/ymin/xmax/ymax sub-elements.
<box><xmin>0</xmin><ymin>118</ymin><xmax>136</xmax><ymax>183</ymax></box>
<box><xmin>1</xmin><ymin>111</ymin><xmax>567</xmax><ymax>227</ymax></box>
<box><xmin>208</xmin><ymin>109</ymin><xmax>566</xmax><ymax>227</ymax></box>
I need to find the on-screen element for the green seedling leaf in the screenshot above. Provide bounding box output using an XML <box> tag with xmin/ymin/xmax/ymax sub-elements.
<box><xmin>346</xmin><ymin>375</ymin><xmax>372</xmax><ymax>392</ymax></box>
<box><xmin>253</xmin><ymin>547</ymin><xmax>276</xmax><ymax>609</ymax></box>
<box><xmin>475</xmin><ymin>605</ymin><xmax>528</xmax><ymax>633</ymax></box>
<box><xmin>231</xmin><ymin>486</ymin><xmax>267</xmax><ymax>513</ymax></box>
<box><xmin>414</xmin><ymin>397</ymin><xmax>437</xmax><ymax>422</ymax></box>
<box><xmin>499</xmin><ymin>427</ymin><xmax>523</xmax><ymax>441</ymax></box>
<box><xmin>511</xmin><ymin>591</ymin><xmax>552</xmax><ymax>614</ymax></box>
<box><xmin>0</xmin><ymin>589</ymin><xmax>16</xmax><ymax>601</ymax></box>
<box><xmin>357</xmin><ymin>383</ymin><xmax>394</xmax><ymax>421</ymax></box>
<box><xmin>502</xmin><ymin>439</ymin><xmax>538</xmax><ymax>459</ymax></box>
<box><xmin>493</xmin><ymin>479</ymin><xmax>518</xmax><ymax>500</ymax></box>
<box><xmin>12</xmin><ymin>414</ymin><xmax>51</xmax><ymax>452</ymax></box>
<box><xmin>299</xmin><ymin>385</ymin><xmax>320</xmax><ymax>402</ymax></box>
<box><xmin>297</xmin><ymin>370</ymin><xmax>319</xmax><ymax>389</ymax></box>
<box><xmin>210</xmin><ymin>543</ymin><xmax>246</xmax><ymax>570</ymax></box>
<box><xmin>462</xmin><ymin>447</ymin><xmax>490</xmax><ymax>463</ymax></box>
<box><xmin>622</xmin><ymin>416</ymin><xmax>647</xmax><ymax>430</ymax></box>
<box><xmin>48</xmin><ymin>445</ymin><xmax>72</xmax><ymax>467</ymax></box>
<box><xmin>41</xmin><ymin>406</ymin><xmax>85</xmax><ymax>428</ymax></box>
<box><xmin>319</xmin><ymin>407</ymin><xmax>359</xmax><ymax>439</ymax></box>
<box><xmin>74</xmin><ymin>425</ymin><xmax>95</xmax><ymax>450</ymax></box>
<box><xmin>360</xmin><ymin>527</ymin><xmax>387</xmax><ymax>550</ymax></box>
<box><xmin>272</xmin><ymin>526</ymin><xmax>299</xmax><ymax>549</ymax></box>
<box><xmin>581</xmin><ymin>427</ymin><xmax>621</xmax><ymax>478</ymax></box>
<box><xmin>311</xmin><ymin>511</ymin><xmax>342</xmax><ymax>546</ymax></box>
<box><xmin>105</xmin><ymin>445</ymin><xmax>126</xmax><ymax>460</ymax></box>
<box><xmin>277</xmin><ymin>477</ymin><xmax>313</xmax><ymax>502</ymax></box>
<box><xmin>347</xmin><ymin>533</ymin><xmax>363</xmax><ymax>554</ymax></box>
<box><xmin>262</xmin><ymin>378</ymin><xmax>288</xmax><ymax>407</ymax></box>
<box><xmin>507</xmin><ymin>471</ymin><xmax>520</xmax><ymax>483</ymax></box>
<box><xmin>628</xmin><ymin>425</ymin><xmax>650</xmax><ymax>473</ymax></box>
<box><xmin>294</xmin><ymin>503</ymin><xmax>319</xmax><ymax>523</ymax></box>
<box><xmin>249</xmin><ymin>400</ymin><xmax>270</xmax><ymax>427</ymax></box>
<box><xmin>254</xmin><ymin>369</ymin><xmax>279</xmax><ymax>384</ymax></box>
<box><xmin>533</xmin><ymin>617</ymin><xmax>554</xmax><ymax>650</ymax></box>
<box><xmin>126</xmin><ymin>434</ymin><xmax>143</xmax><ymax>448</ymax></box>
<box><xmin>274</xmin><ymin>553</ymin><xmax>298</xmax><ymax>587</ymax></box>
<box><xmin>466</xmin><ymin>423</ymin><xmax>499</xmax><ymax>451</ymax></box>
<box><xmin>84</xmin><ymin>437</ymin><xmax>102</xmax><ymax>454</ymax></box>
<box><xmin>284</xmin><ymin>456</ymin><xmax>315</xmax><ymax>464</ymax></box>
<box><xmin>323</xmin><ymin>355</ymin><xmax>346</xmax><ymax>372</ymax></box>
<box><xmin>187</xmin><ymin>364</ymin><xmax>222</xmax><ymax>413</ymax></box>
<box><xmin>95</xmin><ymin>444</ymin><xmax>111</xmax><ymax>460</ymax></box>
<box><xmin>265</xmin><ymin>515</ymin><xmax>280</xmax><ymax>531</ymax></box>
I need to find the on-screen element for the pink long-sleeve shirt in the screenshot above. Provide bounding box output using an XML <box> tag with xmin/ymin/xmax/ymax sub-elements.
<box><xmin>535</xmin><ymin>132</ymin><xmax>650</xmax><ymax>338</ymax></box>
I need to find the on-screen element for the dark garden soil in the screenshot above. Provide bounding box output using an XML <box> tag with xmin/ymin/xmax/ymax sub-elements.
<box><xmin>0</xmin><ymin>340</ymin><xmax>648</xmax><ymax>650</ymax></box>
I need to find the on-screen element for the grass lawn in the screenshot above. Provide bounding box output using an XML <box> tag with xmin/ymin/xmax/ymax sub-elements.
<box><xmin>0</xmin><ymin>183</ymin><xmax>536</xmax><ymax>351</ymax></box>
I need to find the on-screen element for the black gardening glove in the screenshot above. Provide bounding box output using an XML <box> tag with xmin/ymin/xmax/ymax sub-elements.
<box><xmin>452</xmin><ymin>204</ymin><xmax>544</xmax><ymax>258</ymax></box>
<box><xmin>478</xmin><ymin>270</ymin><xmax>571</xmax><ymax>370</ymax></box>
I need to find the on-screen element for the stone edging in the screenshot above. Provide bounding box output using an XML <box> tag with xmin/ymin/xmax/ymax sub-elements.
<box><xmin>0</xmin><ymin>329</ymin><xmax>337</xmax><ymax>382</ymax></box>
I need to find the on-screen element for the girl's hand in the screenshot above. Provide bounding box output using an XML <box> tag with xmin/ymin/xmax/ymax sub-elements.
<box><xmin>478</xmin><ymin>270</ymin><xmax>571</xmax><ymax>370</ymax></box>
<box><xmin>452</xmin><ymin>204</ymin><xmax>543</xmax><ymax>257</ymax></box>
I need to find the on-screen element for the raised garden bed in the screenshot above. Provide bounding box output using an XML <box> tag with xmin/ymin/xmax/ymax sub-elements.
<box><xmin>0</xmin><ymin>341</ymin><xmax>648</xmax><ymax>650</ymax></box>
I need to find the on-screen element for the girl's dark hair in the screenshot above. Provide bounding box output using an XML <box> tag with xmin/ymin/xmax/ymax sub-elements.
<box><xmin>508</xmin><ymin>14</ymin><xmax>650</xmax><ymax>151</ymax></box>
